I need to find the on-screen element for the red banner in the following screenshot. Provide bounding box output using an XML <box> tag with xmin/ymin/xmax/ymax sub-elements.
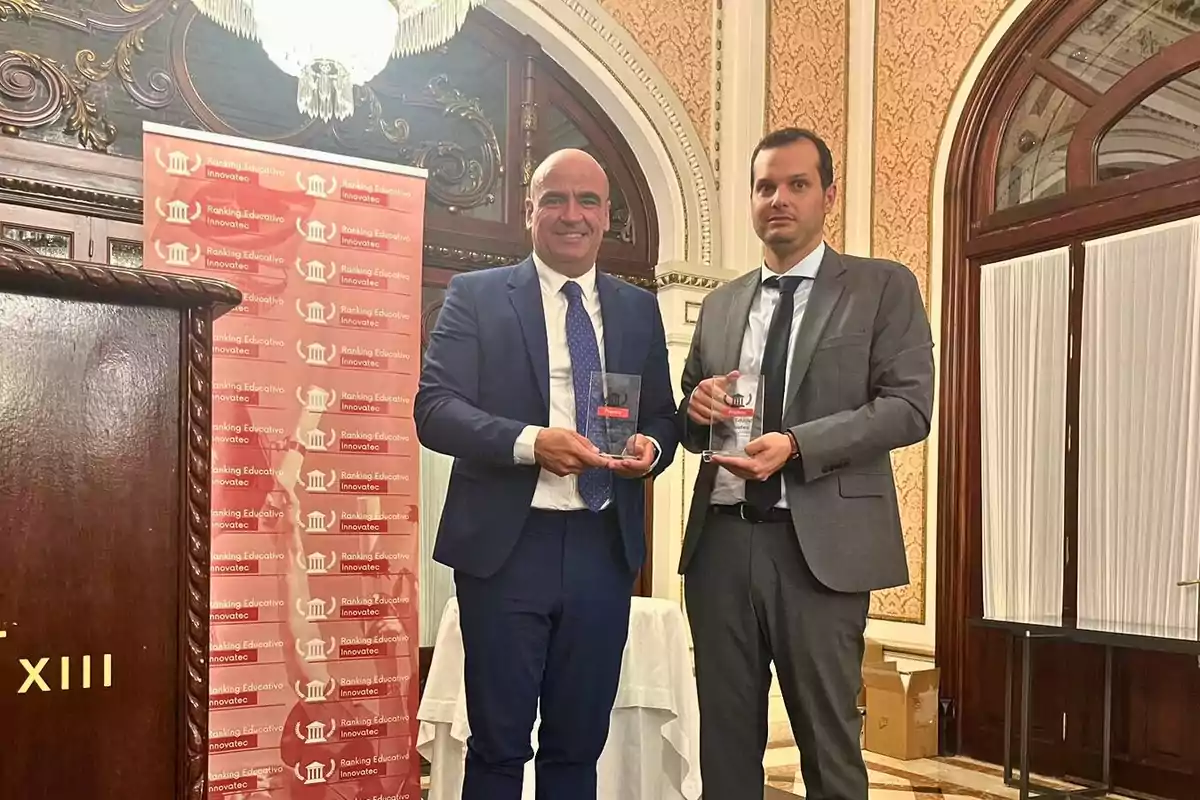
<box><xmin>143</xmin><ymin>122</ymin><xmax>425</xmax><ymax>800</ymax></box>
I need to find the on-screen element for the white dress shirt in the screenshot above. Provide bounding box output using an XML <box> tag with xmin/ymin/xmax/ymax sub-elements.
<box><xmin>709</xmin><ymin>242</ymin><xmax>825</xmax><ymax>508</ymax></box>
<box><xmin>512</xmin><ymin>255</ymin><xmax>660</xmax><ymax>510</ymax></box>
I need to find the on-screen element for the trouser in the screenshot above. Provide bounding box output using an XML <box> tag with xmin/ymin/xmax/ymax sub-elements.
<box><xmin>684</xmin><ymin>508</ymin><xmax>870</xmax><ymax>800</ymax></box>
<box><xmin>455</xmin><ymin>508</ymin><xmax>633</xmax><ymax>800</ymax></box>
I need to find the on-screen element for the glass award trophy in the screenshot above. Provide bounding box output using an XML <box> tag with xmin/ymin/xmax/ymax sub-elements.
<box><xmin>585</xmin><ymin>372</ymin><xmax>642</xmax><ymax>459</ymax></box>
<box><xmin>704</xmin><ymin>373</ymin><xmax>764</xmax><ymax>459</ymax></box>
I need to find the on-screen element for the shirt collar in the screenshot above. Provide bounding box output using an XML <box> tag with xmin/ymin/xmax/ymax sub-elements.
<box><xmin>760</xmin><ymin>241</ymin><xmax>826</xmax><ymax>284</ymax></box>
<box><xmin>533</xmin><ymin>252</ymin><xmax>599</xmax><ymax>299</ymax></box>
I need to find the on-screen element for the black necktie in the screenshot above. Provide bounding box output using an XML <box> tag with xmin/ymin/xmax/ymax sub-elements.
<box><xmin>746</xmin><ymin>275</ymin><xmax>803</xmax><ymax>513</ymax></box>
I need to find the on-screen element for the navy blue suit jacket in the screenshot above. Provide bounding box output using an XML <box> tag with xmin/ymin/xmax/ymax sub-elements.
<box><xmin>415</xmin><ymin>258</ymin><xmax>679</xmax><ymax>579</ymax></box>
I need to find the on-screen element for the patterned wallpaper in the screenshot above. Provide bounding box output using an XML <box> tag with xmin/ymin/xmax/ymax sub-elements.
<box><xmin>767</xmin><ymin>0</ymin><xmax>848</xmax><ymax>251</ymax></box>
<box><xmin>596</xmin><ymin>0</ymin><xmax>713</xmax><ymax>153</ymax></box>
<box><xmin>870</xmin><ymin>0</ymin><xmax>1011</xmax><ymax>623</ymax></box>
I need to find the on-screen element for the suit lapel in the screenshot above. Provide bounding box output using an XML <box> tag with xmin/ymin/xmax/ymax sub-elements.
<box><xmin>785</xmin><ymin>247</ymin><xmax>846</xmax><ymax>416</ymax></box>
<box><xmin>507</xmin><ymin>259</ymin><xmax>550</xmax><ymax>413</ymax></box>
<box><xmin>597</xmin><ymin>272</ymin><xmax>624</xmax><ymax>374</ymax></box>
<box><xmin>721</xmin><ymin>272</ymin><xmax>760</xmax><ymax>374</ymax></box>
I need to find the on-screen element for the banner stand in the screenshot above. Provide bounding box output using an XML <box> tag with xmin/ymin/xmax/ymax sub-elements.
<box><xmin>144</xmin><ymin>121</ymin><xmax>427</xmax><ymax>800</ymax></box>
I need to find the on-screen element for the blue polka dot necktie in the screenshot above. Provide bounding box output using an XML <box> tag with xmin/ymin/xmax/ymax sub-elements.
<box><xmin>562</xmin><ymin>280</ymin><xmax>611</xmax><ymax>511</ymax></box>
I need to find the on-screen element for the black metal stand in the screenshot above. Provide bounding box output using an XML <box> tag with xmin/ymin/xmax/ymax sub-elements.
<box><xmin>970</xmin><ymin>616</ymin><xmax>1200</xmax><ymax>798</ymax></box>
<box><xmin>1001</xmin><ymin>630</ymin><xmax>1114</xmax><ymax>800</ymax></box>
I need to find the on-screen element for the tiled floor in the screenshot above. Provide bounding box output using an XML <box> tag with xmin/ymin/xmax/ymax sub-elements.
<box><xmin>421</xmin><ymin>751</ymin><xmax>1121</xmax><ymax>799</ymax></box>
<box><xmin>421</xmin><ymin>752</ymin><xmax>1126</xmax><ymax>799</ymax></box>
<box><xmin>764</xmin><ymin>746</ymin><xmax>1124</xmax><ymax>799</ymax></box>
<box><xmin>419</xmin><ymin>670</ymin><xmax>1125</xmax><ymax>800</ymax></box>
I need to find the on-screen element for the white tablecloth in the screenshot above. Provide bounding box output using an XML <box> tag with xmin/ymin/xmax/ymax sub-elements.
<box><xmin>417</xmin><ymin>596</ymin><xmax>702</xmax><ymax>800</ymax></box>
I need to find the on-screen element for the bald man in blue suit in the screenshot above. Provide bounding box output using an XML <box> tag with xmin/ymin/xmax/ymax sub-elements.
<box><xmin>415</xmin><ymin>148</ymin><xmax>679</xmax><ymax>800</ymax></box>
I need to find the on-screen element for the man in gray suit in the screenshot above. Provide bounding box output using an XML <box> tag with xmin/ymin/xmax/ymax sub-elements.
<box><xmin>678</xmin><ymin>127</ymin><xmax>934</xmax><ymax>799</ymax></box>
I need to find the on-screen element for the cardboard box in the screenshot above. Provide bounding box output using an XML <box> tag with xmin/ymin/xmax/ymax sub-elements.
<box><xmin>863</xmin><ymin>663</ymin><xmax>941</xmax><ymax>760</ymax></box>
<box><xmin>858</xmin><ymin>638</ymin><xmax>887</xmax><ymax>707</ymax></box>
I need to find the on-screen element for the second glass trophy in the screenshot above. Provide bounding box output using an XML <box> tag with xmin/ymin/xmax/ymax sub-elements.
<box><xmin>704</xmin><ymin>373</ymin><xmax>764</xmax><ymax>459</ymax></box>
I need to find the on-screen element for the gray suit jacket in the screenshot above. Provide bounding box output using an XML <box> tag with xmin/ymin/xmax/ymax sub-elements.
<box><xmin>678</xmin><ymin>247</ymin><xmax>934</xmax><ymax>593</ymax></box>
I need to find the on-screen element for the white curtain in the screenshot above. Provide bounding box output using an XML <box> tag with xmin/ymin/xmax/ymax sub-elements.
<box><xmin>419</xmin><ymin>446</ymin><xmax>456</xmax><ymax>647</ymax></box>
<box><xmin>1078</xmin><ymin>216</ymin><xmax>1200</xmax><ymax>641</ymax></box>
<box><xmin>979</xmin><ymin>247</ymin><xmax>1070</xmax><ymax>626</ymax></box>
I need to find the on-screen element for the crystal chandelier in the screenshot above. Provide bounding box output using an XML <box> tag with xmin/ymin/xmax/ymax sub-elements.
<box><xmin>192</xmin><ymin>0</ymin><xmax>488</xmax><ymax>122</ymax></box>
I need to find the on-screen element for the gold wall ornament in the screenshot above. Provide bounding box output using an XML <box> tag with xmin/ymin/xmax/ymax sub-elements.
<box><xmin>0</xmin><ymin>0</ymin><xmax>177</xmax><ymax>150</ymax></box>
<box><xmin>0</xmin><ymin>0</ymin><xmax>38</xmax><ymax>23</ymax></box>
<box><xmin>0</xmin><ymin>50</ymin><xmax>116</xmax><ymax>150</ymax></box>
<box><xmin>75</xmin><ymin>22</ymin><xmax>175</xmax><ymax>109</ymax></box>
<box><xmin>367</xmin><ymin>73</ymin><xmax>502</xmax><ymax>211</ymax></box>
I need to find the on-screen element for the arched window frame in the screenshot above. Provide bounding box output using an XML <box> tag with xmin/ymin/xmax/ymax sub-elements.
<box><xmin>938</xmin><ymin>0</ymin><xmax>1200</xmax><ymax>765</ymax></box>
<box><xmin>965</xmin><ymin>2</ymin><xmax>1200</xmax><ymax>258</ymax></box>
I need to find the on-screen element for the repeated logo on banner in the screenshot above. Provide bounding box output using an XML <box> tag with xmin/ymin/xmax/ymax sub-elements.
<box><xmin>143</xmin><ymin>122</ymin><xmax>426</xmax><ymax>800</ymax></box>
